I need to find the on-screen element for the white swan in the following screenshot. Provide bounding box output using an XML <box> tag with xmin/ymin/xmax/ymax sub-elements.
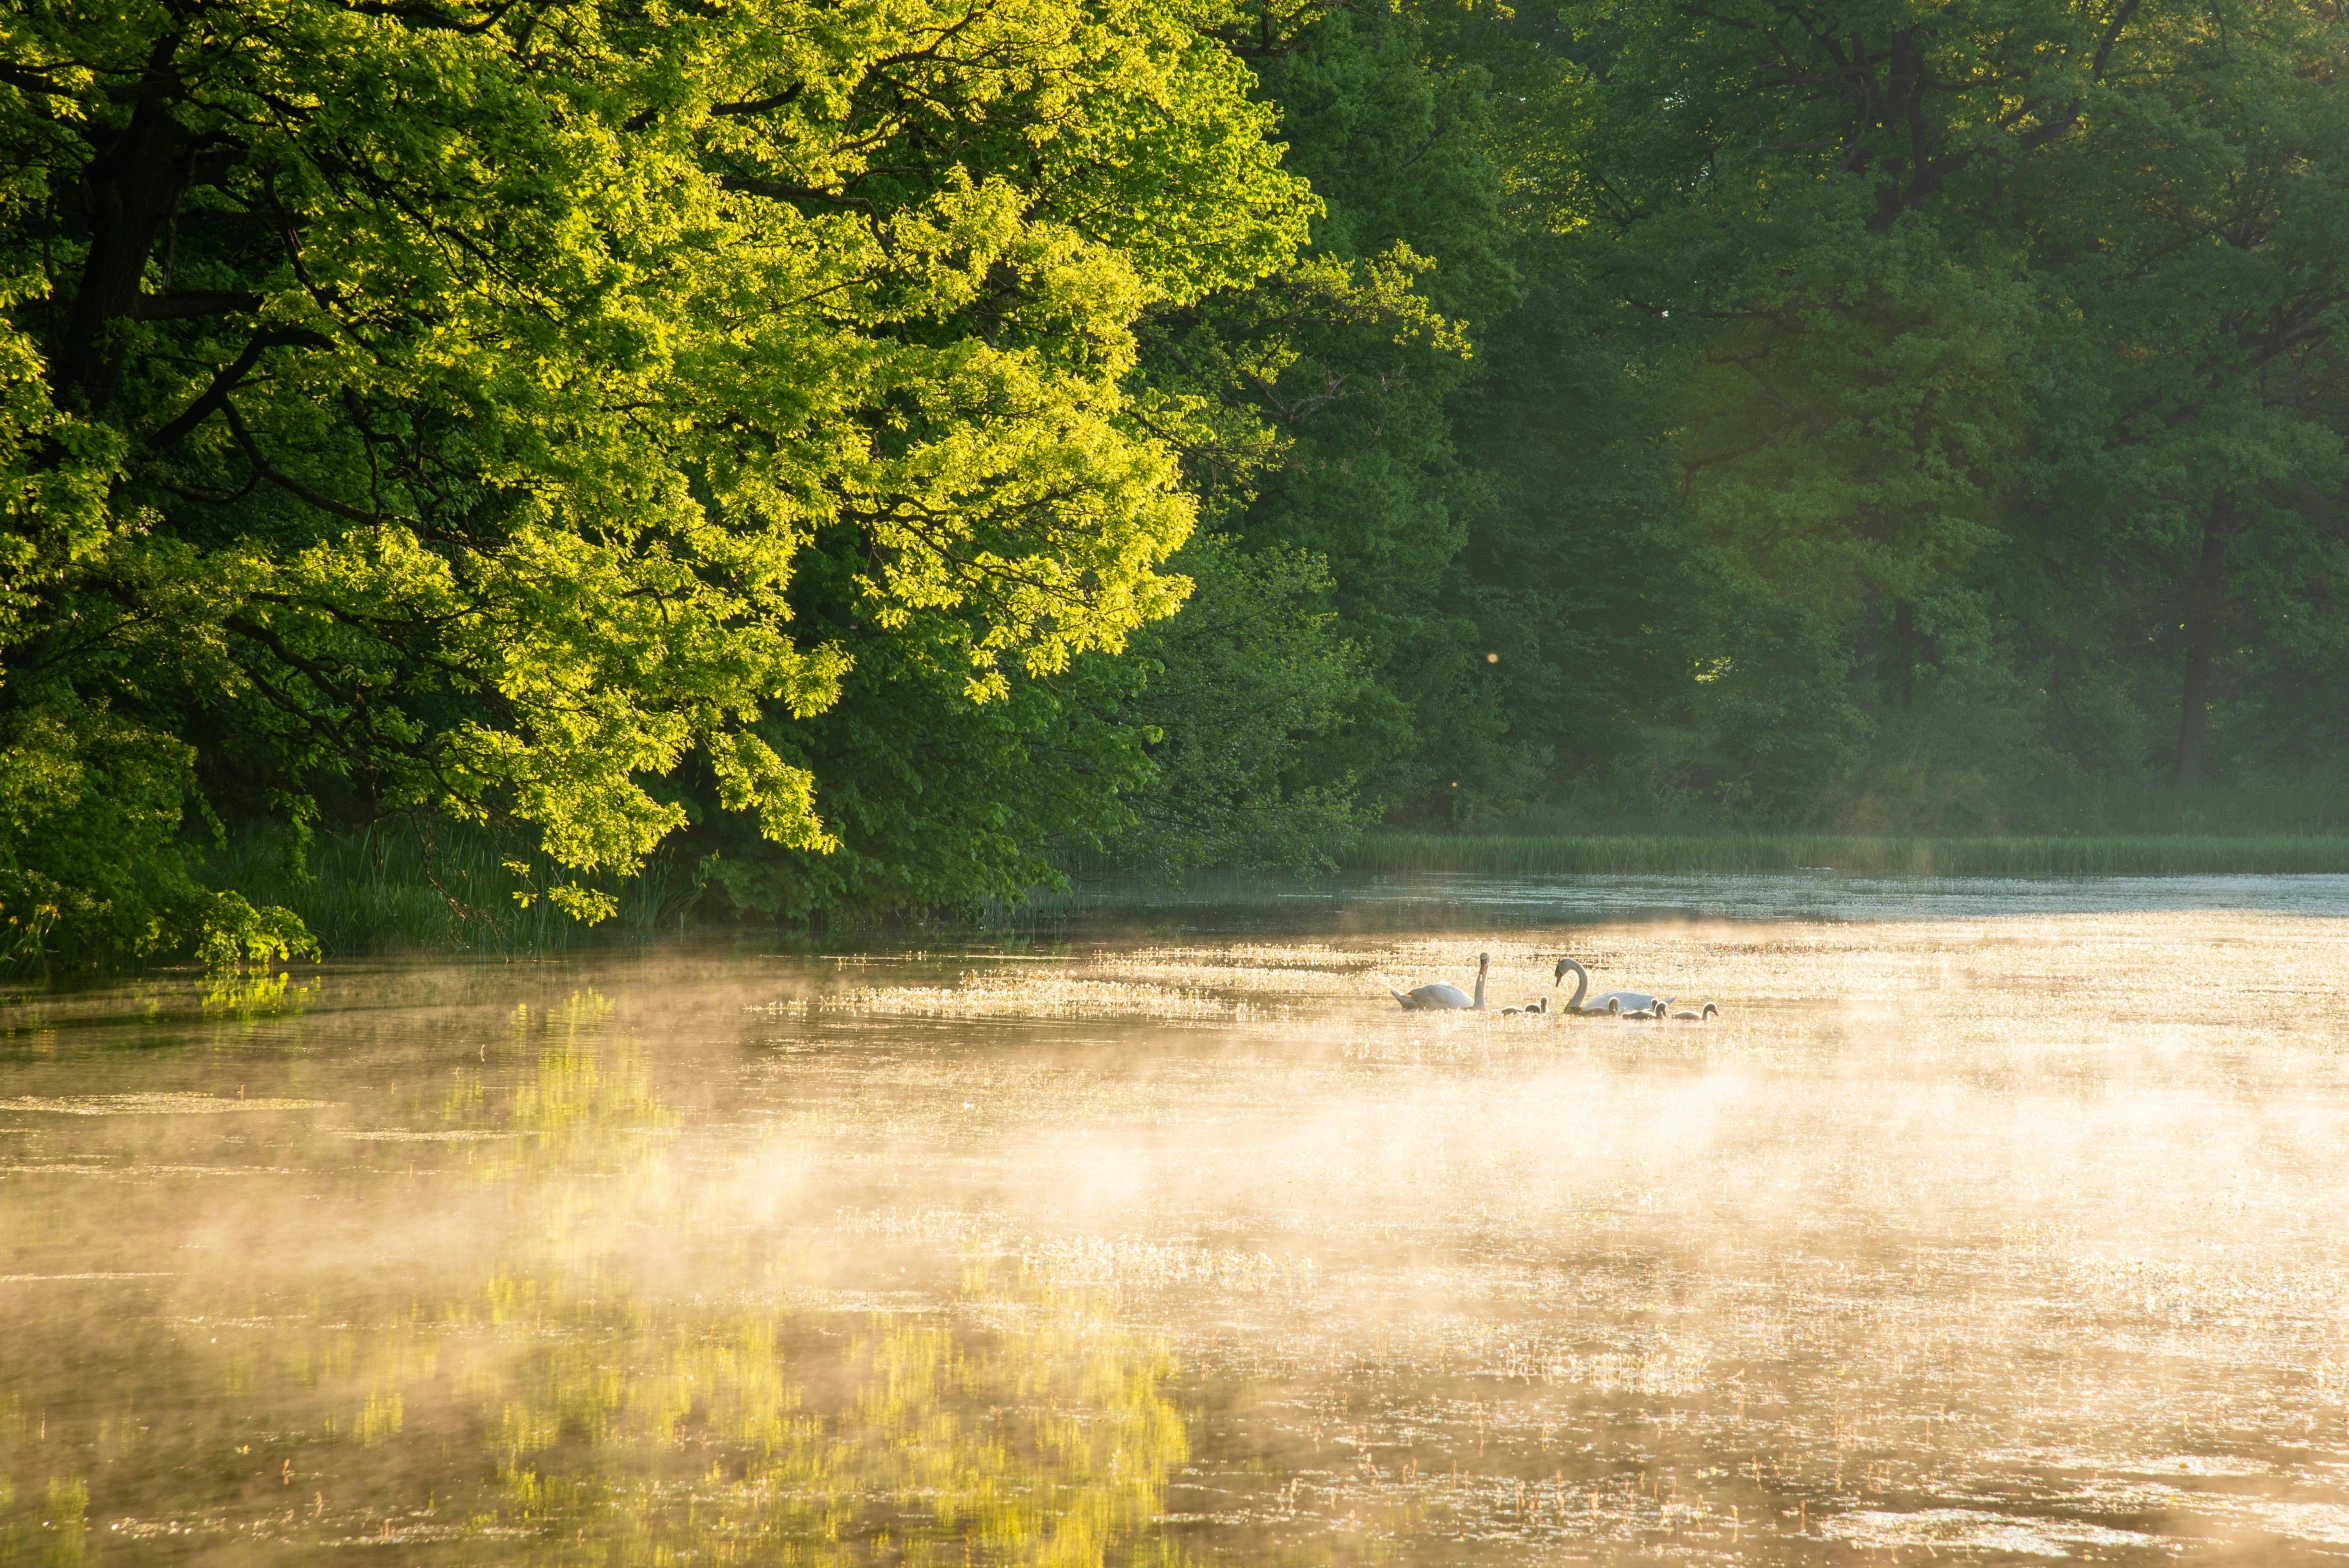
<box><xmin>1393</xmin><ymin>952</ymin><xmax>1488</xmax><ymax>1010</ymax></box>
<box><xmin>1551</xmin><ymin>957</ymin><xmax>1671</xmax><ymax>1017</ymax></box>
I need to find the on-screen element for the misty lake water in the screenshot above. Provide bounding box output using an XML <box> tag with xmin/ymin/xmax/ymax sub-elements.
<box><xmin>7</xmin><ymin>874</ymin><xmax>2349</xmax><ymax>1566</ymax></box>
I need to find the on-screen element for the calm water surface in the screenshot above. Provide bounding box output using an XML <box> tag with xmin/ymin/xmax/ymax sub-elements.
<box><xmin>5</xmin><ymin>877</ymin><xmax>2349</xmax><ymax>1564</ymax></box>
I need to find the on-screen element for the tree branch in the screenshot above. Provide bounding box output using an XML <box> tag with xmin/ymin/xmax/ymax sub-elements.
<box><xmin>144</xmin><ymin>326</ymin><xmax>332</xmax><ymax>449</ymax></box>
<box><xmin>130</xmin><ymin>288</ymin><xmax>265</xmax><ymax>320</ymax></box>
<box><xmin>222</xmin><ymin>401</ymin><xmax>396</xmax><ymax>526</ymax></box>
<box><xmin>711</xmin><ymin>86</ymin><xmax>806</xmax><ymax>117</ymax></box>
<box><xmin>718</xmin><ymin>173</ymin><xmax>879</xmax><ymax>213</ymax></box>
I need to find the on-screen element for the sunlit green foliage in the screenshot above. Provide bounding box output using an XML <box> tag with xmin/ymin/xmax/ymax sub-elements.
<box><xmin>0</xmin><ymin>0</ymin><xmax>1311</xmax><ymax>964</ymax></box>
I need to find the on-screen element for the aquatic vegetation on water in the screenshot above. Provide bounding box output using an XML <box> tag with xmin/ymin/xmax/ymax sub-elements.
<box><xmin>797</xmin><ymin>974</ymin><xmax>1282</xmax><ymax>1023</ymax></box>
<box><xmin>0</xmin><ymin>1094</ymin><xmax>333</xmax><ymax>1115</ymax></box>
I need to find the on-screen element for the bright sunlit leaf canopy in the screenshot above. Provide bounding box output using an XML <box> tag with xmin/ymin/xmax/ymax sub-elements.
<box><xmin>0</xmin><ymin>0</ymin><xmax>1314</xmax><ymax>945</ymax></box>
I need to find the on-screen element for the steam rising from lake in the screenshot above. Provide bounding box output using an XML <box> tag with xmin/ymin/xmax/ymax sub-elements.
<box><xmin>4</xmin><ymin>884</ymin><xmax>2347</xmax><ymax>1562</ymax></box>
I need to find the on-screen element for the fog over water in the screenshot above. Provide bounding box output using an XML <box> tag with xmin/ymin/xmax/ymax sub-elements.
<box><xmin>4</xmin><ymin>876</ymin><xmax>2348</xmax><ymax>1564</ymax></box>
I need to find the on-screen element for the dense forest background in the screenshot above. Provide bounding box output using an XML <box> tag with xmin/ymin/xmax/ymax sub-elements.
<box><xmin>5</xmin><ymin>0</ymin><xmax>2347</xmax><ymax>967</ymax></box>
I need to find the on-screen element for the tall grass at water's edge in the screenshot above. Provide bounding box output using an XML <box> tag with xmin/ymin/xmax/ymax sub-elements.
<box><xmin>1342</xmin><ymin>833</ymin><xmax>2349</xmax><ymax>877</ymax></box>
<box><xmin>207</xmin><ymin>820</ymin><xmax>704</xmax><ymax>957</ymax></box>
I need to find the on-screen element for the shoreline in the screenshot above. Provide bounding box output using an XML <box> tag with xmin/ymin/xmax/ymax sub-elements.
<box><xmin>1339</xmin><ymin>832</ymin><xmax>2349</xmax><ymax>878</ymax></box>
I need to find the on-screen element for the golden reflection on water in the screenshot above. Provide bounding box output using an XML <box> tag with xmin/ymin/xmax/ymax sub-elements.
<box><xmin>4</xmin><ymin>902</ymin><xmax>2349</xmax><ymax>1564</ymax></box>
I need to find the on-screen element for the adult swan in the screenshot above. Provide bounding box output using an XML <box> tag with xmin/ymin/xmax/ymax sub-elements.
<box><xmin>1392</xmin><ymin>952</ymin><xmax>1489</xmax><ymax>1010</ymax></box>
<box><xmin>1551</xmin><ymin>957</ymin><xmax>1669</xmax><ymax>1017</ymax></box>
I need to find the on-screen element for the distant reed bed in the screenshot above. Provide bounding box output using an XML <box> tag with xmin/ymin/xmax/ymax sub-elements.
<box><xmin>1344</xmin><ymin>833</ymin><xmax>2349</xmax><ymax>878</ymax></box>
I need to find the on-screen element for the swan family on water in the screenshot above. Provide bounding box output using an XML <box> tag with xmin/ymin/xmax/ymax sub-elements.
<box><xmin>1390</xmin><ymin>952</ymin><xmax>1717</xmax><ymax>1019</ymax></box>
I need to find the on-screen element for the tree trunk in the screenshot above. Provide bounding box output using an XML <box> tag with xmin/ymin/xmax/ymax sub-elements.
<box><xmin>1892</xmin><ymin>598</ymin><xmax>1917</xmax><ymax>709</ymax></box>
<box><xmin>2173</xmin><ymin>498</ymin><xmax>2233</xmax><ymax>791</ymax></box>
<box><xmin>50</xmin><ymin>34</ymin><xmax>191</xmax><ymax>413</ymax></box>
<box><xmin>1853</xmin><ymin>600</ymin><xmax>1881</xmax><ymax>715</ymax></box>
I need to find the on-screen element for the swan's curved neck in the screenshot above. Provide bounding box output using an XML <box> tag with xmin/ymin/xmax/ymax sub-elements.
<box><xmin>1473</xmin><ymin>964</ymin><xmax>1487</xmax><ymax>1010</ymax></box>
<box><xmin>1557</xmin><ymin>959</ymin><xmax>1588</xmax><ymax>1012</ymax></box>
